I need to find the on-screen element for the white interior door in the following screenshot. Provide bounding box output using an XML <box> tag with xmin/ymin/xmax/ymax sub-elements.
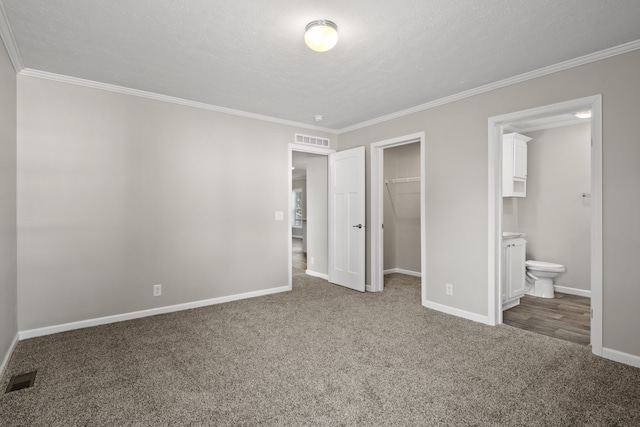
<box><xmin>329</xmin><ymin>146</ymin><xmax>365</xmax><ymax>292</ymax></box>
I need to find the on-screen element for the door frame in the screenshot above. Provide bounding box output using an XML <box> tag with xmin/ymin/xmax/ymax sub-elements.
<box><xmin>370</xmin><ymin>132</ymin><xmax>426</xmax><ymax>299</ymax></box>
<box><xmin>487</xmin><ymin>95</ymin><xmax>603</xmax><ymax>356</ymax></box>
<box><xmin>288</xmin><ymin>143</ymin><xmax>335</xmax><ymax>290</ymax></box>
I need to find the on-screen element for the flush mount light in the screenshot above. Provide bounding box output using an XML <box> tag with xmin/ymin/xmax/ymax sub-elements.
<box><xmin>574</xmin><ymin>110</ymin><xmax>592</xmax><ymax>119</ymax></box>
<box><xmin>305</xmin><ymin>20</ymin><xmax>338</xmax><ymax>52</ymax></box>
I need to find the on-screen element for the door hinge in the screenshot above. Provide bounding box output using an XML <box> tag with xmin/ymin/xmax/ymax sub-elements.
<box><xmin>381</xmin><ymin>223</ymin><xmax>384</xmax><ymax>229</ymax></box>
<box><xmin>590</xmin><ymin>308</ymin><xmax>593</xmax><ymax>319</ymax></box>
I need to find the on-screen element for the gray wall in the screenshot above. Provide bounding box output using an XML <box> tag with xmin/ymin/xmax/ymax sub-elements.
<box><xmin>16</xmin><ymin>75</ymin><xmax>334</xmax><ymax>331</ymax></box>
<box><xmin>306</xmin><ymin>156</ymin><xmax>328</xmax><ymax>276</ymax></box>
<box><xmin>0</xmin><ymin>41</ymin><xmax>17</xmax><ymax>368</ymax></box>
<box><xmin>383</xmin><ymin>143</ymin><xmax>421</xmax><ymax>273</ymax></box>
<box><xmin>518</xmin><ymin>123</ymin><xmax>591</xmax><ymax>292</ymax></box>
<box><xmin>338</xmin><ymin>49</ymin><xmax>640</xmax><ymax>358</ymax></box>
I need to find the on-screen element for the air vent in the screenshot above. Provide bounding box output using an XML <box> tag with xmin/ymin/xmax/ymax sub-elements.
<box><xmin>295</xmin><ymin>133</ymin><xmax>330</xmax><ymax>148</ymax></box>
<box><xmin>5</xmin><ymin>371</ymin><xmax>37</xmax><ymax>393</ymax></box>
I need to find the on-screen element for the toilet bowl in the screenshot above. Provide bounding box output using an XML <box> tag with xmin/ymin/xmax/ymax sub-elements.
<box><xmin>525</xmin><ymin>260</ymin><xmax>565</xmax><ymax>298</ymax></box>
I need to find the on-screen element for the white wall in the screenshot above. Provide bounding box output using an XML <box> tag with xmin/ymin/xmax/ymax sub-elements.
<box><xmin>518</xmin><ymin>123</ymin><xmax>591</xmax><ymax>292</ymax></box>
<box><xmin>383</xmin><ymin>143</ymin><xmax>421</xmax><ymax>273</ymax></box>
<box><xmin>0</xmin><ymin>40</ymin><xmax>18</xmax><ymax>371</ymax></box>
<box><xmin>306</xmin><ymin>156</ymin><xmax>328</xmax><ymax>276</ymax></box>
<box><xmin>16</xmin><ymin>75</ymin><xmax>334</xmax><ymax>331</ymax></box>
<box><xmin>338</xmin><ymin>49</ymin><xmax>640</xmax><ymax>359</ymax></box>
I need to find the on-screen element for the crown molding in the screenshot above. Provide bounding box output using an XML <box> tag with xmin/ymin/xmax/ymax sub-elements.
<box><xmin>18</xmin><ymin>68</ymin><xmax>338</xmax><ymax>135</ymax></box>
<box><xmin>0</xmin><ymin>0</ymin><xmax>23</xmax><ymax>72</ymax></box>
<box><xmin>13</xmin><ymin>37</ymin><xmax>640</xmax><ymax>136</ymax></box>
<box><xmin>337</xmin><ymin>39</ymin><xmax>640</xmax><ymax>134</ymax></box>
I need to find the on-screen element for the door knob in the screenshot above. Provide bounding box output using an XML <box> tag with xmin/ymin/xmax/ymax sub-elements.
<box><xmin>352</xmin><ymin>224</ymin><xmax>363</xmax><ymax>229</ymax></box>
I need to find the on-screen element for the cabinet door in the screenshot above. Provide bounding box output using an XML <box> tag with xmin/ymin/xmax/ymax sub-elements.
<box><xmin>513</xmin><ymin>140</ymin><xmax>527</xmax><ymax>179</ymax></box>
<box><xmin>508</xmin><ymin>240</ymin><xmax>527</xmax><ymax>298</ymax></box>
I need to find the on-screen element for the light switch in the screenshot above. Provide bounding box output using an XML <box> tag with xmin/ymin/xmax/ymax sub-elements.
<box><xmin>275</xmin><ymin>211</ymin><xmax>284</xmax><ymax>221</ymax></box>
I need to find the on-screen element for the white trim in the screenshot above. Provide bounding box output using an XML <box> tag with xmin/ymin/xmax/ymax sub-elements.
<box><xmin>292</xmin><ymin>234</ymin><xmax>303</xmax><ymax>239</ymax></box>
<box><xmin>590</xmin><ymin>96</ymin><xmax>603</xmax><ymax>355</ymax></box>
<box><xmin>383</xmin><ymin>268</ymin><xmax>422</xmax><ymax>278</ymax></box>
<box><xmin>602</xmin><ymin>348</ymin><xmax>640</xmax><ymax>369</ymax></box>
<box><xmin>365</xmin><ymin>284</ymin><xmax>374</xmax><ymax>292</ymax></box>
<box><xmin>504</xmin><ymin>117</ymin><xmax>587</xmax><ymax>134</ymax></box>
<box><xmin>502</xmin><ymin>299</ymin><xmax>520</xmax><ymax>311</ymax></box>
<box><xmin>19</xmin><ymin>68</ymin><xmax>339</xmax><ymax>134</ymax></box>
<box><xmin>338</xmin><ymin>40</ymin><xmax>640</xmax><ymax>134</ymax></box>
<box><xmin>11</xmin><ymin>40</ymin><xmax>639</xmax><ymax>134</ymax></box>
<box><xmin>305</xmin><ymin>270</ymin><xmax>329</xmax><ymax>280</ymax></box>
<box><xmin>1</xmin><ymin>332</ymin><xmax>19</xmax><ymax>377</ymax></box>
<box><xmin>0</xmin><ymin>0</ymin><xmax>23</xmax><ymax>72</ymax></box>
<box><xmin>422</xmin><ymin>301</ymin><xmax>492</xmax><ymax>325</ymax></box>
<box><xmin>554</xmin><ymin>285</ymin><xmax>591</xmax><ymax>298</ymax></box>
<box><xmin>488</xmin><ymin>95</ymin><xmax>603</xmax><ymax>356</ymax></box>
<box><xmin>19</xmin><ymin>285</ymin><xmax>290</xmax><ymax>340</ymax></box>
<box><xmin>290</xmin><ymin>143</ymin><xmax>336</xmax><ymax>155</ymax></box>
<box><xmin>370</xmin><ymin>132</ymin><xmax>426</xmax><ymax>295</ymax></box>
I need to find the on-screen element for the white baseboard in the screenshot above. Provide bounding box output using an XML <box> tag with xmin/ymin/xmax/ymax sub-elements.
<box><xmin>422</xmin><ymin>300</ymin><xmax>492</xmax><ymax>325</ymax></box>
<box><xmin>305</xmin><ymin>270</ymin><xmax>371</xmax><ymax>292</ymax></box>
<box><xmin>554</xmin><ymin>285</ymin><xmax>591</xmax><ymax>298</ymax></box>
<box><xmin>384</xmin><ymin>268</ymin><xmax>422</xmax><ymax>278</ymax></box>
<box><xmin>1</xmin><ymin>332</ymin><xmax>19</xmax><ymax>377</ymax></box>
<box><xmin>602</xmin><ymin>347</ymin><xmax>640</xmax><ymax>368</ymax></box>
<box><xmin>305</xmin><ymin>270</ymin><xmax>328</xmax><ymax>280</ymax></box>
<box><xmin>365</xmin><ymin>284</ymin><xmax>374</xmax><ymax>292</ymax></box>
<box><xmin>19</xmin><ymin>285</ymin><xmax>290</xmax><ymax>340</ymax></box>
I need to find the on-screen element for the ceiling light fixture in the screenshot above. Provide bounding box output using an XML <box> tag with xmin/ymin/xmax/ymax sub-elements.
<box><xmin>574</xmin><ymin>110</ymin><xmax>592</xmax><ymax>119</ymax></box>
<box><xmin>305</xmin><ymin>20</ymin><xmax>338</xmax><ymax>52</ymax></box>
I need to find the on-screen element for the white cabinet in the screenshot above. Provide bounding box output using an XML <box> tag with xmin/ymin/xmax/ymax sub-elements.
<box><xmin>502</xmin><ymin>133</ymin><xmax>531</xmax><ymax>197</ymax></box>
<box><xmin>502</xmin><ymin>237</ymin><xmax>527</xmax><ymax>309</ymax></box>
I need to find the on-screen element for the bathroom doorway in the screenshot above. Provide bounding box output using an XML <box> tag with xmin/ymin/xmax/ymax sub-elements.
<box><xmin>488</xmin><ymin>95</ymin><xmax>603</xmax><ymax>356</ymax></box>
<box><xmin>501</xmin><ymin>119</ymin><xmax>592</xmax><ymax>346</ymax></box>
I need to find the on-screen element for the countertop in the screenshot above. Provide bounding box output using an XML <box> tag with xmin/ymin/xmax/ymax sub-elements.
<box><xmin>502</xmin><ymin>232</ymin><xmax>526</xmax><ymax>240</ymax></box>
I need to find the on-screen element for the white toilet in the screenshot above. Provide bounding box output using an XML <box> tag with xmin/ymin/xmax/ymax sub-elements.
<box><xmin>525</xmin><ymin>260</ymin><xmax>566</xmax><ymax>298</ymax></box>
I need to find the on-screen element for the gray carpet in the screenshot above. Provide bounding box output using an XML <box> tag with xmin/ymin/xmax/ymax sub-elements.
<box><xmin>1</xmin><ymin>270</ymin><xmax>639</xmax><ymax>426</ymax></box>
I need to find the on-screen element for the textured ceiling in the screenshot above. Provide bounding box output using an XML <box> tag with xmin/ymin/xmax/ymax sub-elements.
<box><xmin>3</xmin><ymin>0</ymin><xmax>640</xmax><ymax>130</ymax></box>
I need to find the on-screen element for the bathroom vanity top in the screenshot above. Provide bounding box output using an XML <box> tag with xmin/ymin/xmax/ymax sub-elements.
<box><xmin>502</xmin><ymin>231</ymin><xmax>526</xmax><ymax>239</ymax></box>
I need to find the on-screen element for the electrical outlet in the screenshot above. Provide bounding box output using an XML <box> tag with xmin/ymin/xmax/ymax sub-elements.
<box><xmin>310</xmin><ymin>256</ymin><xmax>315</xmax><ymax>265</ymax></box>
<box><xmin>153</xmin><ymin>284</ymin><xmax>162</xmax><ymax>297</ymax></box>
<box><xmin>445</xmin><ymin>283</ymin><xmax>453</xmax><ymax>296</ymax></box>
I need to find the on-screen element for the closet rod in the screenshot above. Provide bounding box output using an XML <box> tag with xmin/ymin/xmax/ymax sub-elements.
<box><xmin>385</xmin><ymin>176</ymin><xmax>420</xmax><ymax>184</ymax></box>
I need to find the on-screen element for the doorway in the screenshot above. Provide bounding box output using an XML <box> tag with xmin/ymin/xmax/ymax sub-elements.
<box><xmin>488</xmin><ymin>95</ymin><xmax>603</xmax><ymax>356</ymax></box>
<box><xmin>288</xmin><ymin>143</ymin><xmax>334</xmax><ymax>289</ymax></box>
<box><xmin>370</xmin><ymin>132</ymin><xmax>426</xmax><ymax>301</ymax></box>
<box><xmin>500</xmin><ymin>117</ymin><xmax>592</xmax><ymax>346</ymax></box>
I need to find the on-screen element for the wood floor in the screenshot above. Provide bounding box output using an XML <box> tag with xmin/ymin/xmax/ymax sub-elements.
<box><xmin>292</xmin><ymin>238</ymin><xmax>306</xmax><ymax>270</ymax></box>
<box><xmin>503</xmin><ymin>292</ymin><xmax>591</xmax><ymax>346</ymax></box>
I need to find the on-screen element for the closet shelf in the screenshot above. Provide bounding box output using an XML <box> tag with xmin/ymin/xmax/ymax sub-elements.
<box><xmin>385</xmin><ymin>176</ymin><xmax>420</xmax><ymax>216</ymax></box>
<box><xmin>385</xmin><ymin>176</ymin><xmax>420</xmax><ymax>184</ymax></box>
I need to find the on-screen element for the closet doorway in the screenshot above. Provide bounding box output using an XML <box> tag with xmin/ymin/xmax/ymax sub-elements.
<box><xmin>370</xmin><ymin>133</ymin><xmax>426</xmax><ymax>301</ymax></box>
